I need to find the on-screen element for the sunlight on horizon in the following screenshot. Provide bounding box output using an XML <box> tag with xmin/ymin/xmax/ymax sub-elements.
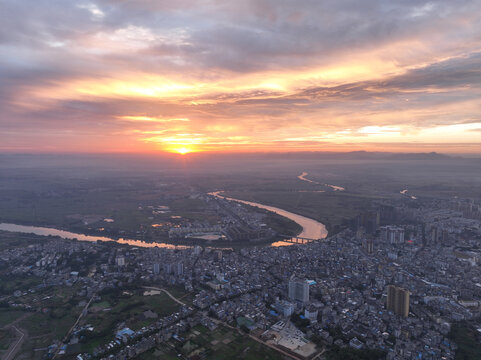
<box><xmin>170</xmin><ymin>146</ymin><xmax>195</xmax><ymax>155</ymax></box>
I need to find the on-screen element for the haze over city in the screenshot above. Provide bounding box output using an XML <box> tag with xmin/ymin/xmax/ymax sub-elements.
<box><xmin>2</xmin><ymin>0</ymin><xmax>481</xmax><ymax>154</ymax></box>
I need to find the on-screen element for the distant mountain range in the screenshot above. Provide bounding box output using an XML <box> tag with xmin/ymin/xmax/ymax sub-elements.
<box><xmin>1</xmin><ymin>151</ymin><xmax>474</xmax><ymax>170</ymax></box>
<box><xmin>245</xmin><ymin>151</ymin><xmax>455</xmax><ymax>160</ymax></box>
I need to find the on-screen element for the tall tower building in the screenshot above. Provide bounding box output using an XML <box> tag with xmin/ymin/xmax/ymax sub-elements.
<box><xmin>386</xmin><ymin>285</ymin><xmax>409</xmax><ymax>317</ymax></box>
<box><xmin>387</xmin><ymin>285</ymin><xmax>396</xmax><ymax>311</ymax></box>
<box><xmin>288</xmin><ymin>278</ymin><xmax>309</xmax><ymax>303</ymax></box>
<box><xmin>431</xmin><ymin>226</ymin><xmax>438</xmax><ymax>244</ymax></box>
<box><xmin>364</xmin><ymin>239</ymin><xmax>374</xmax><ymax>254</ymax></box>
<box><xmin>175</xmin><ymin>262</ymin><xmax>184</xmax><ymax>276</ymax></box>
<box><xmin>442</xmin><ymin>229</ymin><xmax>449</xmax><ymax>244</ymax></box>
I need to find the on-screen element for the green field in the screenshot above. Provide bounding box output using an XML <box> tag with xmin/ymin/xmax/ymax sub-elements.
<box><xmin>0</xmin><ymin>231</ymin><xmax>48</xmax><ymax>251</ymax></box>
<box><xmin>0</xmin><ymin>310</ymin><xmax>27</xmax><ymax>328</ymax></box>
<box><xmin>0</xmin><ymin>175</ymin><xmax>220</xmax><ymax>239</ymax></box>
<box><xmin>73</xmin><ymin>287</ymin><xmax>181</xmax><ymax>354</ymax></box>
<box><xmin>449</xmin><ymin>322</ymin><xmax>481</xmax><ymax>360</ymax></box>
<box><xmin>20</xmin><ymin>312</ymin><xmax>76</xmax><ymax>339</ymax></box>
<box><xmin>0</xmin><ymin>329</ymin><xmax>13</xmax><ymax>352</ymax></box>
<box><xmin>9</xmin><ymin>286</ymin><xmax>183</xmax><ymax>358</ymax></box>
<box><xmin>0</xmin><ymin>274</ymin><xmax>43</xmax><ymax>295</ymax></box>
<box><xmin>143</xmin><ymin>324</ymin><xmax>281</xmax><ymax>360</ymax></box>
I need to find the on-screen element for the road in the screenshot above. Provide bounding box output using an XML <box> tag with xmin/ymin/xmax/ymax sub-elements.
<box><xmin>142</xmin><ymin>286</ymin><xmax>186</xmax><ymax>306</ymax></box>
<box><xmin>63</xmin><ymin>292</ymin><xmax>97</xmax><ymax>342</ymax></box>
<box><xmin>52</xmin><ymin>292</ymin><xmax>97</xmax><ymax>359</ymax></box>
<box><xmin>1</xmin><ymin>314</ymin><xmax>31</xmax><ymax>360</ymax></box>
<box><xmin>311</xmin><ymin>347</ymin><xmax>327</xmax><ymax>360</ymax></box>
<box><xmin>2</xmin><ymin>326</ymin><xmax>26</xmax><ymax>360</ymax></box>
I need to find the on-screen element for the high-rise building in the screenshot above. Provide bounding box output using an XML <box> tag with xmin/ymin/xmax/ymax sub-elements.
<box><xmin>174</xmin><ymin>262</ymin><xmax>184</xmax><ymax>276</ymax></box>
<box><xmin>364</xmin><ymin>239</ymin><xmax>374</xmax><ymax>254</ymax></box>
<box><xmin>116</xmin><ymin>256</ymin><xmax>125</xmax><ymax>267</ymax></box>
<box><xmin>387</xmin><ymin>285</ymin><xmax>396</xmax><ymax>311</ymax></box>
<box><xmin>163</xmin><ymin>262</ymin><xmax>183</xmax><ymax>275</ymax></box>
<box><xmin>163</xmin><ymin>263</ymin><xmax>172</xmax><ymax>274</ymax></box>
<box><xmin>442</xmin><ymin>229</ymin><xmax>449</xmax><ymax>244</ymax></box>
<box><xmin>355</xmin><ymin>211</ymin><xmax>379</xmax><ymax>234</ymax></box>
<box><xmin>288</xmin><ymin>278</ymin><xmax>309</xmax><ymax>303</ymax></box>
<box><xmin>380</xmin><ymin>226</ymin><xmax>405</xmax><ymax>244</ymax></box>
<box><xmin>431</xmin><ymin>226</ymin><xmax>438</xmax><ymax>244</ymax></box>
<box><xmin>386</xmin><ymin>285</ymin><xmax>409</xmax><ymax>317</ymax></box>
<box><xmin>153</xmin><ymin>263</ymin><xmax>160</xmax><ymax>275</ymax></box>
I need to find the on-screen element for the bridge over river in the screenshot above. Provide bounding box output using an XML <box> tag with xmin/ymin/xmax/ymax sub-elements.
<box><xmin>278</xmin><ymin>235</ymin><xmax>321</xmax><ymax>244</ymax></box>
<box><xmin>210</xmin><ymin>191</ymin><xmax>328</xmax><ymax>245</ymax></box>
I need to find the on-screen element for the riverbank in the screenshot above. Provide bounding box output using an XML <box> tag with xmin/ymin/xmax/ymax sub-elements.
<box><xmin>0</xmin><ymin>190</ymin><xmax>328</xmax><ymax>248</ymax></box>
<box><xmin>220</xmin><ymin>189</ymin><xmax>375</xmax><ymax>236</ymax></box>
<box><xmin>210</xmin><ymin>191</ymin><xmax>328</xmax><ymax>240</ymax></box>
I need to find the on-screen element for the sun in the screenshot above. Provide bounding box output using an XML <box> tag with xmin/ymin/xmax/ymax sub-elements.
<box><xmin>173</xmin><ymin>147</ymin><xmax>193</xmax><ymax>155</ymax></box>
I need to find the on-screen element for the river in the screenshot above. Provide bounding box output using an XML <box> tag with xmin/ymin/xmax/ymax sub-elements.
<box><xmin>0</xmin><ymin>193</ymin><xmax>327</xmax><ymax>248</ymax></box>
<box><xmin>209</xmin><ymin>191</ymin><xmax>327</xmax><ymax>246</ymax></box>
<box><xmin>297</xmin><ymin>172</ymin><xmax>345</xmax><ymax>191</ymax></box>
<box><xmin>400</xmin><ymin>189</ymin><xmax>417</xmax><ymax>200</ymax></box>
<box><xmin>0</xmin><ymin>223</ymin><xmax>184</xmax><ymax>249</ymax></box>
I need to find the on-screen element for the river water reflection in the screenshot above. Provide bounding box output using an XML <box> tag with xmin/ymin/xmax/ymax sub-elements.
<box><xmin>209</xmin><ymin>191</ymin><xmax>328</xmax><ymax>246</ymax></box>
<box><xmin>0</xmin><ymin>223</ymin><xmax>184</xmax><ymax>248</ymax></box>
<box><xmin>0</xmin><ymin>193</ymin><xmax>327</xmax><ymax>248</ymax></box>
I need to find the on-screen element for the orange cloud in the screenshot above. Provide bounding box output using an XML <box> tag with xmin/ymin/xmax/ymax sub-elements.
<box><xmin>2</xmin><ymin>1</ymin><xmax>481</xmax><ymax>153</ymax></box>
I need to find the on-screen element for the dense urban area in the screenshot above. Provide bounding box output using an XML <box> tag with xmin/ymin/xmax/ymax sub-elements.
<box><xmin>1</xmin><ymin>186</ymin><xmax>481</xmax><ymax>360</ymax></box>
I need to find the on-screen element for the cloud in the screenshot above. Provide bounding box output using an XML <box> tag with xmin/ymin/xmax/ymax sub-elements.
<box><xmin>118</xmin><ymin>116</ymin><xmax>190</xmax><ymax>122</ymax></box>
<box><xmin>1</xmin><ymin>0</ymin><xmax>481</xmax><ymax>152</ymax></box>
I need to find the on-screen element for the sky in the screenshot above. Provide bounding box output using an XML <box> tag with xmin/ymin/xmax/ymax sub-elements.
<box><xmin>1</xmin><ymin>0</ymin><xmax>481</xmax><ymax>154</ymax></box>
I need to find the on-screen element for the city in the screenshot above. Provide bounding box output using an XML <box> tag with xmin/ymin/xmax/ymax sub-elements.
<box><xmin>1</xmin><ymin>183</ymin><xmax>481</xmax><ymax>359</ymax></box>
